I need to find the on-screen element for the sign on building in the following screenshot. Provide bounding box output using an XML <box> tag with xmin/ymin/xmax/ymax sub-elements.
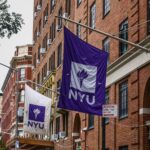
<box><xmin>102</xmin><ymin>104</ymin><xmax>118</xmax><ymax>118</ymax></box>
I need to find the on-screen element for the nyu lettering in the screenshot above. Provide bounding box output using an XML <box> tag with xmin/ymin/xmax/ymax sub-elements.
<box><xmin>69</xmin><ymin>88</ymin><xmax>95</xmax><ymax>105</ymax></box>
<box><xmin>28</xmin><ymin>120</ymin><xmax>44</xmax><ymax>129</ymax></box>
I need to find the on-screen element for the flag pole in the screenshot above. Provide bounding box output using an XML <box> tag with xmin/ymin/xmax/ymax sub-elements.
<box><xmin>55</xmin><ymin>16</ymin><xmax>150</xmax><ymax>53</ymax></box>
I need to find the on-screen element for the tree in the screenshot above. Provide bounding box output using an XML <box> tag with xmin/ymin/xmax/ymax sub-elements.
<box><xmin>0</xmin><ymin>0</ymin><xmax>24</xmax><ymax>38</ymax></box>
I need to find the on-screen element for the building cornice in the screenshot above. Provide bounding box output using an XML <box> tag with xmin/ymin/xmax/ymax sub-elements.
<box><xmin>106</xmin><ymin>36</ymin><xmax>150</xmax><ymax>87</ymax></box>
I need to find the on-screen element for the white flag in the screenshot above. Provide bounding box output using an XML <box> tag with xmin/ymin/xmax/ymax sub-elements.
<box><xmin>24</xmin><ymin>84</ymin><xmax>52</xmax><ymax>135</ymax></box>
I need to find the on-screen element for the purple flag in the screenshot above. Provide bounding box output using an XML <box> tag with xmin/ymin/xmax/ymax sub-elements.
<box><xmin>58</xmin><ymin>27</ymin><xmax>108</xmax><ymax>115</ymax></box>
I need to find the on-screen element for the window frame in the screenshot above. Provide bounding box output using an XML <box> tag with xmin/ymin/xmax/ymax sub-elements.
<box><xmin>57</xmin><ymin>43</ymin><xmax>62</xmax><ymax>67</ymax></box>
<box><xmin>119</xmin><ymin>145</ymin><xmax>128</xmax><ymax>150</ymax></box>
<box><xmin>90</xmin><ymin>2</ymin><xmax>96</xmax><ymax>29</ymax></box>
<box><xmin>65</xmin><ymin>0</ymin><xmax>71</xmax><ymax>16</ymax></box>
<box><xmin>77</xmin><ymin>0</ymin><xmax>82</xmax><ymax>7</ymax></box>
<box><xmin>58</xmin><ymin>7</ymin><xmax>62</xmax><ymax>29</ymax></box>
<box><xmin>76</xmin><ymin>20</ymin><xmax>81</xmax><ymax>38</ymax></box>
<box><xmin>55</xmin><ymin>117</ymin><xmax>60</xmax><ymax>134</ymax></box>
<box><xmin>103</xmin><ymin>37</ymin><xmax>110</xmax><ymax>65</ymax></box>
<box><xmin>119</xmin><ymin>81</ymin><xmax>128</xmax><ymax>119</ymax></box>
<box><xmin>63</xmin><ymin>112</ymin><xmax>69</xmax><ymax>137</ymax></box>
<box><xmin>19</xmin><ymin>68</ymin><xmax>25</xmax><ymax>81</ymax></box>
<box><xmin>88</xmin><ymin>114</ymin><xmax>94</xmax><ymax>129</ymax></box>
<box><xmin>103</xmin><ymin>0</ymin><xmax>110</xmax><ymax>17</ymax></box>
<box><xmin>119</xmin><ymin>19</ymin><xmax>128</xmax><ymax>56</ymax></box>
<box><xmin>50</xmin><ymin>0</ymin><xmax>55</xmax><ymax>13</ymax></box>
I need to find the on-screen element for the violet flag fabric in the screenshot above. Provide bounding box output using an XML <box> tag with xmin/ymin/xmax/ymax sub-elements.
<box><xmin>58</xmin><ymin>27</ymin><xmax>108</xmax><ymax>115</ymax></box>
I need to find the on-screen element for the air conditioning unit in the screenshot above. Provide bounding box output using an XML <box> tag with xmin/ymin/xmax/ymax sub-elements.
<box><xmin>45</xmin><ymin>16</ymin><xmax>48</xmax><ymax>21</ymax></box>
<box><xmin>36</xmin><ymin>59</ymin><xmax>40</xmax><ymax>64</ymax></box>
<box><xmin>18</xmin><ymin>108</ymin><xmax>24</xmax><ymax>117</ymax></box>
<box><xmin>37</xmin><ymin>31</ymin><xmax>40</xmax><ymax>37</ymax></box>
<box><xmin>47</xmin><ymin>39</ymin><xmax>52</xmax><ymax>45</ymax></box>
<box><xmin>34</xmin><ymin>12</ymin><xmax>37</xmax><ymax>18</ymax></box>
<box><xmin>50</xmin><ymin>134</ymin><xmax>58</xmax><ymax>141</ymax></box>
<box><xmin>40</xmin><ymin>48</ymin><xmax>46</xmax><ymax>54</ymax></box>
<box><xmin>37</xmin><ymin>4</ymin><xmax>41</xmax><ymax>11</ymax></box>
<box><xmin>47</xmin><ymin>70</ymin><xmax>51</xmax><ymax>76</ymax></box>
<box><xmin>82</xmin><ymin>127</ymin><xmax>88</xmax><ymax>132</ymax></box>
<box><xmin>35</xmin><ymin>86</ymin><xmax>39</xmax><ymax>91</ymax></box>
<box><xmin>59</xmin><ymin>131</ymin><xmax>66</xmax><ymax>139</ymax></box>
<box><xmin>63</xmin><ymin>12</ymin><xmax>68</xmax><ymax>18</ymax></box>
<box><xmin>56</xmin><ymin>25</ymin><xmax>62</xmax><ymax>32</ymax></box>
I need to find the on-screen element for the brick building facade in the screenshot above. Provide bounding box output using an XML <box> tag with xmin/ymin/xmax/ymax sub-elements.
<box><xmin>1</xmin><ymin>45</ymin><xmax>34</xmax><ymax>149</ymax></box>
<box><xmin>0</xmin><ymin>92</ymin><xmax>3</xmax><ymax>140</ymax></box>
<box><xmin>32</xmin><ymin>0</ymin><xmax>150</xmax><ymax>150</ymax></box>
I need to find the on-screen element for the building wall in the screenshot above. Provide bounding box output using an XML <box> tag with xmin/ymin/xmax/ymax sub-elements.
<box><xmin>0</xmin><ymin>93</ymin><xmax>3</xmax><ymax>139</ymax></box>
<box><xmin>32</xmin><ymin>0</ymin><xmax>150</xmax><ymax>150</ymax></box>
<box><xmin>1</xmin><ymin>45</ymin><xmax>33</xmax><ymax>146</ymax></box>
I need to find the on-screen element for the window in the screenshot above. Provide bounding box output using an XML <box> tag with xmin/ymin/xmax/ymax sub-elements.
<box><xmin>42</xmin><ymin>34</ymin><xmax>48</xmax><ymax>51</ymax></box>
<box><xmin>50</xmin><ymin>0</ymin><xmax>55</xmax><ymax>13</ymax></box>
<box><xmin>18</xmin><ymin>108</ymin><xmax>24</xmax><ymax>123</ymax></box>
<box><xmin>57</xmin><ymin>79</ymin><xmax>61</xmax><ymax>92</ymax></box>
<box><xmin>50</xmin><ymin>121</ymin><xmax>53</xmax><ymax>136</ymax></box>
<box><xmin>50</xmin><ymin>21</ymin><xmax>56</xmax><ymax>42</ymax></box>
<box><xmin>88</xmin><ymin>114</ymin><xmax>94</xmax><ymax>129</ymax></box>
<box><xmin>39</xmin><ymin>19</ymin><xmax>42</xmax><ymax>34</ymax></box>
<box><xmin>103</xmin><ymin>0</ymin><xmax>110</xmax><ymax>16</ymax></box>
<box><xmin>76</xmin><ymin>20</ymin><xmax>81</xmax><ymax>38</ymax></box>
<box><xmin>49</xmin><ymin>52</ymin><xmax>55</xmax><ymax>72</ymax></box>
<box><xmin>56</xmin><ymin>117</ymin><xmax>60</xmax><ymax>134</ymax></box>
<box><xmin>58</xmin><ymin>7</ymin><xmax>62</xmax><ymax>29</ymax></box>
<box><xmin>119</xmin><ymin>146</ymin><xmax>128</xmax><ymax>150</ymax></box>
<box><xmin>119</xmin><ymin>81</ymin><xmax>128</xmax><ymax>119</ymax></box>
<box><xmin>105</xmin><ymin>90</ymin><xmax>109</xmax><ymax>124</ymax></box>
<box><xmin>34</xmin><ymin>28</ymin><xmax>37</xmax><ymax>42</ymax></box>
<box><xmin>65</xmin><ymin>0</ymin><xmax>71</xmax><ymax>16</ymax></box>
<box><xmin>119</xmin><ymin>19</ymin><xmax>128</xmax><ymax>56</ymax></box>
<box><xmin>77</xmin><ymin>0</ymin><xmax>82</xmax><ymax>7</ymax></box>
<box><xmin>19</xmin><ymin>68</ymin><xmax>25</xmax><ymax>81</ymax></box>
<box><xmin>44</xmin><ymin>63</ymin><xmax>47</xmax><ymax>78</ymax></box>
<box><xmin>90</xmin><ymin>2</ymin><xmax>96</xmax><ymax>29</ymax></box>
<box><xmin>37</xmin><ymin>73</ymin><xmax>40</xmax><ymax>84</ymax></box>
<box><xmin>18</xmin><ymin>130</ymin><xmax>24</xmax><ymax>137</ymax></box>
<box><xmin>63</xmin><ymin>112</ymin><xmax>68</xmax><ymax>136</ymax></box>
<box><xmin>57</xmin><ymin>43</ymin><xmax>62</xmax><ymax>67</ymax></box>
<box><xmin>33</xmin><ymin>53</ymin><xmax>36</xmax><ymax>68</ymax></box>
<box><xmin>42</xmin><ymin>67</ymin><xmax>44</xmax><ymax>82</ymax></box>
<box><xmin>43</xmin><ymin>5</ymin><xmax>48</xmax><ymax>26</ymax></box>
<box><xmin>38</xmin><ymin>45</ymin><xmax>41</xmax><ymax>61</ymax></box>
<box><xmin>103</xmin><ymin>37</ymin><xmax>110</xmax><ymax>64</ymax></box>
<box><xmin>20</xmin><ymin>90</ymin><xmax>25</xmax><ymax>102</ymax></box>
<box><xmin>39</xmin><ymin>0</ymin><xmax>42</xmax><ymax>7</ymax></box>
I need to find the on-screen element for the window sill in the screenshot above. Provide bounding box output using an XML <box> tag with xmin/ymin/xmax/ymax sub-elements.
<box><xmin>105</xmin><ymin>121</ymin><xmax>109</xmax><ymax>125</ymax></box>
<box><xmin>102</xmin><ymin>10</ymin><xmax>110</xmax><ymax>19</ymax></box>
<box><xmin>119</xmin><ymin>114</ymin><xmax>128</xmax><ymax>120</ymax></box>
<box><xmin>87</xmin><ymin>126</ymin><xmax>94</xmax><ymax>131</ymax></box>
